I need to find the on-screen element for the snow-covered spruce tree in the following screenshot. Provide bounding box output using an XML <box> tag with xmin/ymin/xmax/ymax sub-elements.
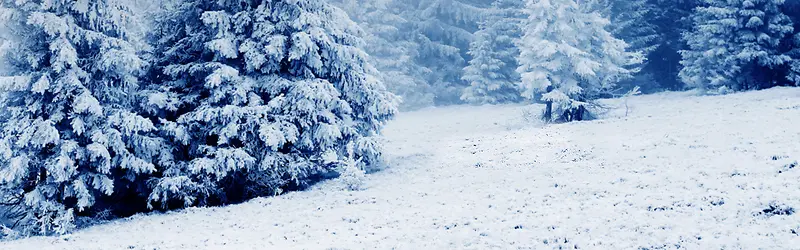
<box><xmin>397</xmin><ymin>0</ymin><xmax>490</xmax><ymax>106</ymax></box>
<box><xmin>516</xmin><ymin>0</ymin><xmax>642</xmax><ymax>122</ymax></box>
<box><xmin>680</xmin><ymin>0</ymin><xmax>795</xmax><ymax>92</ymax></box>
<box><xmin>584</xmin><ymin>0</ymin><xmax>661</xmax><ymax>92</ymax></box>
<box><xmin>0</xmin><ymin>0</ymin><xmax>162</xmax><ymax>234</ymax></box>
<box><xmin>331</xmin><ymin>0</ymin><xmax>435</xmax><ymax>110</ymax></box>
<box><xmin>142</xmin><ymin>0</ymin><xmax>398</xmax><ymax>209</ymax></box>
<box><xmin>606</xmin><ymin>0</ymin><xmax>660</xmax><ymax>59</ymax></box>
<box><xmin>336</xmin><ymin>0</ymin><xmax>490</xmax><ymax>108</ymax></box>
<box><xmin>461</xmin><ymin>0</ymin><xmax>526</xmax><ymax>105</ymax></box>
<box><xmin>785</xmin><ymin>1</ymin><xmax>800</xmax><ymax>85</ymax></box>
<box><xmin>0</xmin><ymin>40</ymin><xmax>7</xmax><ymax>75</ymax></box>
<box><xmin>583</xmin><ymin>0</ymin><xmax>660</xmax><ymax>56</ymax></box>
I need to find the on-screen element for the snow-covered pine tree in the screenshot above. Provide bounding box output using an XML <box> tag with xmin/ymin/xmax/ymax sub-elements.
<box><xmin>517</xmin><ymin>0</ymin><xmax>642</xmax><ymax>122</ymax></box>
<box><xmin>335</xmin><ymin>0</ymin><xmax>490</xmax><ymax>108</ymax></box>
<box><xmin>789</xmin><ymin>34</ymin><xmax>800</xmax><ymax>85</ymax></box>
<box><xmin>397</xmin><ymin>0</ymin><xmax>490</xmax><ymax>106</ymax></box>
<box><xmin>0</xmin><ymin>39</ymin><xmax>7</xmax><ymax>75</ymax></box>
<box><xmin>784</xmin><ymin>1</ymin><xmax>800</xmax><ymax>85</ymax></box>
<box><xmin>142</xmin><ymin>0</ymin><xmax>398</xmax><ymax>209</ymax></box>
<box><xmin>0</xmin><ymin>0</ymin><xmax>162</xmax><ymax>234</ymax></box>
<box><xmin>461</xmin><ymin>0</ymin><xmax>526</xmax><ymax>104</ymax></box>
<box><xmin>583</xmin><ymin>0</ymin><xmax>661</xmax><ymax>92</ymax></box>
<box><xmin>680</xmin><ymin>0</ymin><xmax>795</xmax><ymax>92</ymax></box>
<box><xmin>0</xmin><ymin>15</ymin><xmax>7</xmax><ymax>74</ymax></box>
<box><xmin>331</xmin><ymin>0</ymin><xmax>435</xmax><ymax>110</ymax></box>
<box><xmin>607</xmin><ymin>0</ymin><xmax>660</xmax><ymax>59</ymax></box>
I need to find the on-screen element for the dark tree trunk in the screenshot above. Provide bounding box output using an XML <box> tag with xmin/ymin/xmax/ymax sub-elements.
<box><xmin>544</xmin><ymin>101</ymin><xmax>553</xmax><ymax>121</ymax></box>
<box><xmin>575</xmin><ymin>105</ymin><xmax>586</xmax><ymax>121</ymax></box>
<box><xmin>543</xmin><ymin>85</ymin><xmax>554</xmax><ymax>121</ymax></box>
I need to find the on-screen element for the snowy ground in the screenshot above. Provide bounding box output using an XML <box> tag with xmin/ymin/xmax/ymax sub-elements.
<box><xmin>4</xmin><ymin>88</ymin><xmax>800</xmax><ymax>249</ymax></box>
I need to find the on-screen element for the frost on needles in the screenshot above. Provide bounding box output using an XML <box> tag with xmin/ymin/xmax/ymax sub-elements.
<box><xmin>144</xmin><ymin>0</ymin><xmax>398</xmax><ymax>210</ymax></box>
<box><xmin>0</xmin><ymin>0</ymin><xmax>397</xmax><ymax>236</ymax></box>
<box><xmin>0</xmin><ymin>0</ymin><xmax>160</xmax><ymax>235</ymax></box>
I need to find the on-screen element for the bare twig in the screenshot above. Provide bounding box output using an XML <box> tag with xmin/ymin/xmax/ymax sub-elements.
<box><xmin>622</xmin><ymin>86</ymin><xmax>642</xmax><ymax>117</ymax></box>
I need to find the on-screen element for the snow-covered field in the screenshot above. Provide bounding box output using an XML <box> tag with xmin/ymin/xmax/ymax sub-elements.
<box><xmin>4</xmin><ymin>88</ymin><xmax>800</xmax><ymax>249</ymax></box>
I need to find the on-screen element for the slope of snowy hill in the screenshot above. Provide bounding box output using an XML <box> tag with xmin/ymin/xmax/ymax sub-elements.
<box><xmin>3</xmin><ymin>88</ymin><xmax>800</xmax><ymax>249</ymax></box>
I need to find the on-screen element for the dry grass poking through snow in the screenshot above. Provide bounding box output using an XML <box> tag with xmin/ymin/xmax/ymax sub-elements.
<box><xmin>3</xmin><ymin>88</ymin><xmax>800</xmax><ymax>249</ymax></box>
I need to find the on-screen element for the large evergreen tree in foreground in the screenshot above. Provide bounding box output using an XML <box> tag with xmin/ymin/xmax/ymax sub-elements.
<box><xmin>517</xmin><ymin>0</ymin><xmax>641</xmax><ymax>122</ymax></box>
<box><xmin>142</xmin><ymin>0</ymin><xmax>397</xmax><ymax>209</ymax></box>
<box><xmin>0</xmin><ymin>0</ymin><xmax>161</xmax><ymax>234</ymax></box>
<box><xmin>0</xmin><ymin>0</ymin><xmax>397</xmax><ymax>235</ymax></box>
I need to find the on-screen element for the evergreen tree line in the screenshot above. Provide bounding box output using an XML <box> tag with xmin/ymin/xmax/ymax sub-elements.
<box><xmin>0</xmin><ymin>0</ymin><xmax>396</xmax><ymax>236</ymax></box>
<box><xmin>2</xmin><ymin>0</ymin><xmax>800</xmax><ymax>236</ymax></box>
<box><xmin>335</xmin><ymin>0</ymin><xmax>800</xmax><ymax>118</ymax></box>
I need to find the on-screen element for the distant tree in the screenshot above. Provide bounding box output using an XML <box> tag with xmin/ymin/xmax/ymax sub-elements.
<box><xmin>517</xmin><ymin>0</ymin><xmax>642</xmax><ymax>122</ymax></box>
<box><xmin>784</xmin><ymin>1</ymin><xmax>800</xmax><ymax>85</ymax></box>
<box><xmin>396</xmin><ymin>0</ymin><xmax>490</xmax><ymax>106</ymax></box>
<box><xmin>584</xmin><ymin>0</ymin><xmax>661</xmax><ymax>93</ymax></box>
<box><xmin>788</xmin><ymin>35</ymin><xmax>800</xmax><ymax>86</ymax></box>
<box><xmin>680</xmin><ymin>0</ymin><xmax>795</xmax><ymax>92</ymax></box>
<box><xmin>461</xmin><ymin>0</ymin><xmax>527</xmax><ymax>105</ymax></box>
<box><xmin>332</xmin><ymin>0</ymin><xmax>491</xmax><ymax>109</ymax></box>
<box><xmin>331</xmin><ymin>0</ymin><xmax>435</xmax><ymax>110</ymax></box>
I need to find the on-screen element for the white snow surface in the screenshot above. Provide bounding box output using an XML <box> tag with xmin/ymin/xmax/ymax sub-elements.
<box><xmin>4</xmin><ymin>88</ymin><xmax>800</xmax><ymax>249</ymax></box>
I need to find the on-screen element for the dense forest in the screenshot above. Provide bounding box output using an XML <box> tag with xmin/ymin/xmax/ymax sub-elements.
<box><xmin>0</xmin><ymin>0</ymin><xmax>799</xmax><ymax>237</ymax></box>
<box><xmin>331</xmin><ymin>0</ymin><xmax>800</xmax><ymax>114</ymax></box>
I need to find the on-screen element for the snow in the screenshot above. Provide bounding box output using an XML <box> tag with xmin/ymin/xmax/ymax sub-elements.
<box><xmin>4</xmin><ymin>88</ymin><xmax>800</xmax><ymax>249</ymax></box>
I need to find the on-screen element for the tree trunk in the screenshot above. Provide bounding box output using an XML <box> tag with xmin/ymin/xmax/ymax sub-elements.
<box><xmin>544</xmin><ymin>101</ymin><xmax>553</xmax><ymax>121</ymax></box>
<box><xmin>543</xmin><ymin>85</ymin><xmax>554</xmax><ymax>121</ymax></box>
<box><xmin>575</xmin><ymin>105</ymin><xmax>585</xmax><ymax>121</ymax></box>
